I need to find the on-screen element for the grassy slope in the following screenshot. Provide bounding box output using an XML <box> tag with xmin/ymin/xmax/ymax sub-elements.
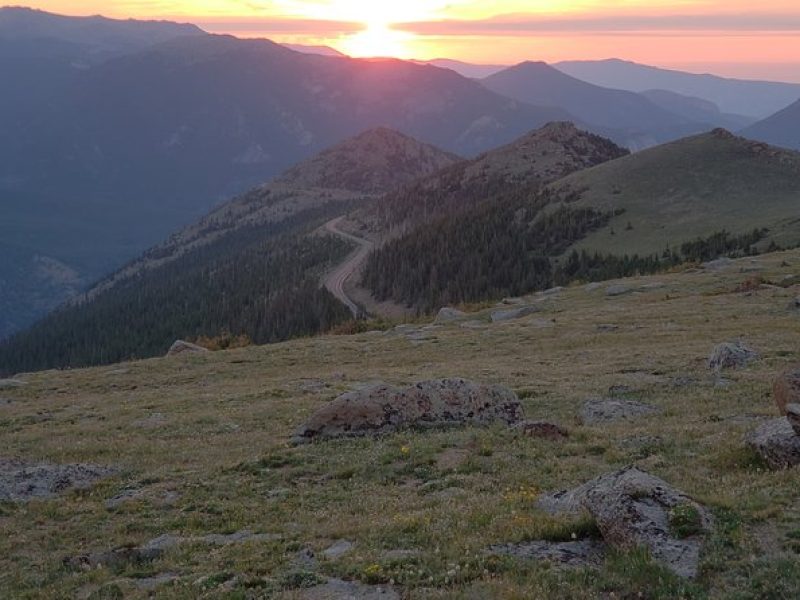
<box><xmin>2</xmin><ymin>250</ymin><xmax>800</xmax><ymax>597</ymax></box>
<box><xmin>550</xmin><ymin>131</ymin><xmax>800</xmax><ymax>258</ymax></box>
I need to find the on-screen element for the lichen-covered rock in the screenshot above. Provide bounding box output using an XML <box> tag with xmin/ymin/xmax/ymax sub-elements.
<box><xmin>513</xmin><ymin>420</ymin><xmax>569</xmax><ymax>440</ymax></box>
<box><xmin>774</xmin><ymin>367</ymin><xmax>800</xmax><ymax>415</ymax></box>
<box><xmin>434</xmin><ymin>307</ymin><xmax>466</xmax><ymax>324</ymax></box>
<box><xmin>291</xmin><ymin>378</ymin><xmax>524</xmax><ymax>444</ymax></box>
<box><xmin>746</xmin><ymin>418</ymin><xmax>800</xmax><ymax>469</ymax></box>
<box><xmin>787</xmin><ymin>404</ymin><xmax>800</xmax><ymax>436</ymax></box>
<box><xmin>579</xmin><ymin>398</ymin><xmax>660</xmax><ymax>425</ymax></box>
<box><xmin>708</xmin><ymin>341</ymin><xmax>757</xmax><ymax>372</ymax></box>
<box><xmin>537</xmin><ymin>467</ymin><xmax>712</xmax><ymax>578</ymax></box>
<box><xmin>0</xmin><ymin>459</ymin><xmax>114</xmax><ymax>502</ymax></box>
<box><xmin>166</xmin><ymin>340</ymin><xmax>209</xmax><ymax>356</ymax></box>
<box><xmin>490</xmin><ymin>306</ymin><xmax>540</xmax><ymax>322</ymax></box>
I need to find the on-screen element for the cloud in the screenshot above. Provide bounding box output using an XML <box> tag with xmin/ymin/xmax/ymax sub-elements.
<box><xmin>395</xmin><ymin>13</ymin><xmax>800</xmax><ymax>36</ymax></box>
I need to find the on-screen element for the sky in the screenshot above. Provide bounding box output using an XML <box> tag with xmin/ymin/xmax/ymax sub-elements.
<box><xmin>19</xmin><ymin>1</ymin><xmax>800</xmax><ymax>81</ymax></box>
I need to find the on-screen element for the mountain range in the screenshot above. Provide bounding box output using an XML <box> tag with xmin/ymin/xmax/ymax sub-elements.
<box><xmin>741</xmin><ymin>99</ymin><xmax>800</xmax><ymax>151</ymax></box>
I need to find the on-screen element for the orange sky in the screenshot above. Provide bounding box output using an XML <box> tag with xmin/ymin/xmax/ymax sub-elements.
<box><xmin>18</xmin><ymin>1</ymin><xmax>800</xmax><ymax>81</ymax></box>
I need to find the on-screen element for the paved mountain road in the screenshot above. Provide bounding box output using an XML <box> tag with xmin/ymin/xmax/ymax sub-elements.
<box><xmin>322</xmin><ymin>217</ymin><xmax>374</xmax><ymax>317</ymax></box>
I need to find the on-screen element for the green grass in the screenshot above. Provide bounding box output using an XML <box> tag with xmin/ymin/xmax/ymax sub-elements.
<box><xmin>1</xmin><ymin>249</ymin><xmax>800</xmax><ymax>597</ymax></box>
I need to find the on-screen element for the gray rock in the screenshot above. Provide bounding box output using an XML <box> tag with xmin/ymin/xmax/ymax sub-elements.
<box><xmin>606</xmin><ymin>284</ymin><xmax>633</xmax><ymax>297</ymax></box>
<box><xmin>703</xmin><ymin>257</ymin><xmax>735</xmax><ymax>271</ymax></box>
<box><xmin>0</xmin><ymin>459</ymin><xmax>114</xmax><ymax>502</ymax></box>
<box><xmin>434</xmin><ymin>307</ymin><xmax>466</xmax><ymax>324</ymax></box>
<box><xmin>166</xmin><ymin>340</ymin><xmax>209</xmax><ymax>356</ymax></box>
<box><xmin>132</xmin><ymin>573</ymin><xmax>180</xmax><ymax>591</ymax></box>
<box><xmin>323</xmin><ymin>540</ymin><xmax>354</xmax><ymax>560</ymax></box>
<box><xmin>538</xmin><ymin>467</ymin><xmax>712</xmax><ymax>578</ymax></box>
<box><xmin>746</xmin><ymin>418</ymin><xmax>800</xmax><ymax>469</ymax></box>
<box><xmin>585</xmin><ymin>282</ymin><xmax>603</xmax><ymax>292</ymax></box>
<box><xmin>291</xmin><ymin>378</ymin><xmax>524</xmax><ymax>444</ymax></box>
<box><xmin>787</xmin><ymin>404</ymin><xmax>800</xmax><ymax>436</ymax></box>
<box><xmin>294</xmin><ymin>547</ymin><xmax>317</xmax><ymax>569</ymax></box>
<box><xmin>708</xmin><ymin>341</ymin><xmax>757</xmax><ymax>372</ymax></box>
<box><xmin>460</xmin><ymin>320</ymin><xmax>487</xmax><ymax>329</ymax></box>
<box><xmin>298</xmin><ymin>577</ymin><xmax>399</xmax><ymax>599</ymax></box>
<box><xmin>0</xmin><ymin>378</ymin><xmax>26</xmax><ymax>389</ymax></box>
<box><xmin>487</xmin><ymin>539</ymin><xmax>606</xmax><ymax>568</ymax></box>
<box><xmin>64</xmin><ymin>546</ymin><xmax>163</xmax><ymax>571</ymax></box>
<box><xmin>490</xmin><ymin>305</ymin><xmax>540</xmax><ymax>322</ymax></box>
<box><xmin>579</xmin><ymin>398</ymin><xmax>660</xmax><ymax>425</ymax></box>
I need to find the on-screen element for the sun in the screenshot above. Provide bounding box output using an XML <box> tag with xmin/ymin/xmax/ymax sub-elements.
<box><xmin>278</xmin><ymin>0</ymin><xmax>446</xmax><ymax>58</ymax></box>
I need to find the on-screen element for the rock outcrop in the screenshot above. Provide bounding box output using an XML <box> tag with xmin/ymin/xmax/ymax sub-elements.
<box><xmin>746</xmin><ymin>418</ymin><xmax>800</xmax><ymax>469</ymax></box>
<box><xmin>434</xmin><ymin>307</ymin><xmax>466</xmax><ymax>324</ymax></box>
<box><xmin>291</xmin><ymin>378</ymin><xmax>524</xmax><ymax>444</ymax></box>
<box><xmin>708</xmin><ymin>342</ymin><xmax>757</xmax><ymax>372</ymax></box>
<box><xmin>166</xmin><ymin>340</ymin><xmax>209</xmax><ymax>356</ymax></box>
<box><xmin>490</xmin><ymin>306</ymin><xmax>540</xmax><ymax>322</ymax></box>
<box><xmin>488</xmin><ymin>539</ymin><xmax>606</xmax><ymax>568</ymax></box>
<box><xmin>579</xmin><ymin>398</ymin><xmax>660</xmax><ymax>425</ymax></box>
<box><xmin>537</xmin><ymin>467</ymin><xmax>712</xmax><ymax>578</ymax></box>
<box><xmin>774</xmin><ymin>367</ymin><xmax>800</xmax><ymax>415</ymax></box>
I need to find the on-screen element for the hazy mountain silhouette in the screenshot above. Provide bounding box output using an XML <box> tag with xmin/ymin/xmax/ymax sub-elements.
<box><xmin>741</xmin><ymin>100</ymin><xmax>800</xmax><ymax>151</ymax></box>
<box><xmin>555</xmin><ymin>58</ymin><xmax>800</xmax><ymax>119</ymax></box>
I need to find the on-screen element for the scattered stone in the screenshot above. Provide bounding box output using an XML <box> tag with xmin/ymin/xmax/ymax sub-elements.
<box><xmin>294</xmin><ymin>547</ymin><xmax>317</xmax><ymax>569</ymax></box>
<box><xmin>787</xmin><ymin>404</ymin><xmax>800</xmax><ymax>436</ymax></box>
<box><xmin>0</xmin><ymin>378</ymin><xmax>26</xmax><ymax>389</ymax></box>
<box><xmin>708</xmin><ymin>341</ymin><xmax>757</xmax><ymax>372</ymax></box>
<box><xmin>434</xmin><ymin>307</ymin><xmax>466</xmax><ymax>324</ymax></box>
<box><xmin>605</xmin><ymin>284</ymin><xmax>633</xmax><ymax>297</ymax></box>
<box><xmin>579</xmin><ymin>398</ymin><xmax>660</xmax><ymax>425</ymax></box>
<box><xmin>490</xmin><ymin>305</ymin><xmax>540</xmax><ymax>322</ymax></box>
<box><xmin>105</xmin><ymin>487</ymin><xmax>147</xmax><ymax>509</ymax></box>
<box><xmin>132</xmin><ymin>572</ymin><xmax>180</xmax><ymax>591</ymax></box>
<box><xmin>538</xmin><ymin>467</ymin><xmax>712</xmax><ymax>578</ymax></box>
<box><xmin>746</xmin><ymin>418</ymin><xmax>800</xmax><ymax>469</ymax></box>
<box><xmin>297</xmin><ymin>577</ymin><xmax>399</xmax><ymax>599</ymax></box>
<box><xmin>703</xmin><ymin>257</ymin><xmax>735</xmax><ymax>271</ymax></box>
<box><xmin>323</xmin><ymin>540</ymin><xmax>354</xmax><ymax>560</ymax></box>
<box><xmin>290</xmin><ymin>378</ymin><xmax>524</xmax><ymax>444</ymax></box>
<box><xmin>774</xmin><ymin>367</ymin><xmax>800</xmax><ymax>415</ymax></box>
<box><xmin>0</xmin><ymin>459</ymin><xmax>114</xmax><ymax>502</ymax></box>
<box><xmin>166</xmin><ymin>340</ymin><xmax>209</xmax><ymax>356</ymax></box>
<box><xmin>487</xmin><ymin>539</ymin><xmax>606</xmax><ymax>568</ymax></box>
<box><xmin>513</xmin><ymin>420</ymin><xmax>569</xmax><ymax>440</ymax></box>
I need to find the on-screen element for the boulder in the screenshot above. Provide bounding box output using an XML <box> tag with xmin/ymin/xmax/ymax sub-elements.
<box><xmin>774</xmin><ymin>367</ymin><xmax>800</xmax><ymax>415</ymax></box>
<box><xmin>746</xmin><ymin>418</ymin><xmax>800</xmax><ymax>469</ymax></box>
<box><xmin>708</xmin><ymin>341</ymin><xmax>757</xmax><ymax>372</ymax></box>
<box><xmin>788</xmin><ymin>404</ymin><xmax>800</xmax><ymax>436</ymax></box>
<box><xmin>538</xmin><ymin>467</ymin><xmax>712</xmax><ymax>578</ymax></box>
<box><xmin>323</xmin><ymin>539</ymin><xmax>354</xmax><ymax>560</ymax></box>
<box><xmin>0</xmin><ymin>459</ymin><xmax>114</xmax><ymax>502</ymax></box>
<box><xmin>166</xmin><ymin>340</ymin><xmax>209</xmax><ymax>356</ymax></box>
<box><xmin>579</xmin><ymin>398</ymin><xmax>660</xmax><ymax>425</ymax></box>
<box><xmin>490</xmin><ymin>305</ymin><xmax>540</xmax><ymax>322</ymax></box>
<box><xmin>513</xmin><ymin>420</ymin><xmax>569</xmax><ymax>440</ymax></box>
<box><xmin>434</xmin><ymin>307</ymin><xmax>466</xmax><ymax>324</ymax></box>
<box><xmin>291</xmin><ymin>378</ymin><xmax>524</xmax><ymax>444</ymax></box>
<box><xmin>605</xmin><ymin>284</ymin><xmax>633</xmax><ymax>297</ymax></box>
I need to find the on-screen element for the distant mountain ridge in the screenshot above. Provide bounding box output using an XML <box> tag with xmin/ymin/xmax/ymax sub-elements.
<box><xmin>741</xmin><ymin>100</ymin><xmax>800</xmax><ymax>151</ymax></box>
<box><xmin>555</xmin><ymin>58</ymin><xmax>800</xmax><ymax>119</ymax></box>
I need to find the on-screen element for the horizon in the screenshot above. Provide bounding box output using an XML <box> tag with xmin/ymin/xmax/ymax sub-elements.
<box><xmin>10</xmin><ymin>1</ymin><xmax>800</xmax><ymax>83</ymax></box>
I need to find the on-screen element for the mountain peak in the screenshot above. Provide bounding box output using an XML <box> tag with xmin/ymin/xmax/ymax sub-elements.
<box><xmin>276</xmin><ymin>128</ymin><xmax>462</xmax><ymax>193</ymax></box>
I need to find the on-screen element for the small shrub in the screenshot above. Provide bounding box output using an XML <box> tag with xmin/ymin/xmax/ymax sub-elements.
<box><xmin>669</xmin><ymin>503</ymin><xmax>704</xmax><ymax>539</ymax></box>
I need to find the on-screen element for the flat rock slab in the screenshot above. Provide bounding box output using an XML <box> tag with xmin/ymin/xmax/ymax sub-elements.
<box><xmin>323</xmin><ymin>540</ymin><xmax>354</xmax><ymax>560</ymax></box>
<box><xmin>297</xmin><ymin>578</ymin><xmax>399</xmax><ymax>600</ymax></box>
<box><xmin>487</xmin><ymin>539</ymin><xmax>606</xmax><ymax>568</ymax></box>
<box><xmin>0</xmin><ymin>379</ymin><xmax>26</xmax><ymax>389</ymax></box>
<box><xmin>0</xmin><ymin>459</ymin><xmax>114</xmax><ymax>502</ymax></box>
<box><xmin>434</xmin><ymin>307</ymin><xmax>466</xmax><ymax>324</ymax></box>
<box><xmin>490</xmin><ymin>306</ymin><xmax>540</xmax><ymax>322</ymax></box>
<box><xmin>606</xmin><ymin>285</ymin><xmax>633</xmax><ymax>297</ymax></box>
<box><xmin>291</xmin><ymin>378</ymin><xmax>524</xmax><ymax>444</ymax></box>
<box><xmin>579</xmin><ymin>398</ymin><xmax>660</xmax><ymax>425</ymax></box>
<box><xmin>746</xmin><ymin>418</ymin><xmax>800</xmax><ymax>469</ymax></box>
<box><xmin>537</xmin><ymin>466</ymin><xmax>712</xmax><ymax>579</ymax></box>
<box><xmin>708</xmin><ymin>342</ymin><xmax>757</xmax><ymax>372</ymax></box>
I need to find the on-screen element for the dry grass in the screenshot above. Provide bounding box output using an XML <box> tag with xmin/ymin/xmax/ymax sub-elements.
<box><xmin>2</xmin><ymin>251</ymin><xmax>800</xmax><ymax>598</ymax></box>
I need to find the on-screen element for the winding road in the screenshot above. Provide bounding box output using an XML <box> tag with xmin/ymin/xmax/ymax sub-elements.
<box><xmin>322</xmin><ymin>217</ymin><xmax>374</xmax><ymax>317</ymax></box>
